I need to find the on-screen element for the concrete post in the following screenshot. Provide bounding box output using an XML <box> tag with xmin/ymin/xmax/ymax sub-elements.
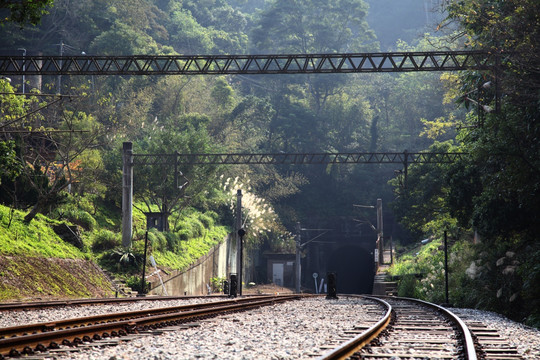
<box><xmin>295</xmin><ymin>222</ymin><xmax>302</xmax><ymax>294</ymax></box>
<box><xmin>122</xmin><ymin>142</ymin><xmax>133</xmax><ymax>248</ymax></box>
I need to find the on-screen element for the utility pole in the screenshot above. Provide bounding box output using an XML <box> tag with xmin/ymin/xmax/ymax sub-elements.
<box><xmin>122</xmin><ymin>142</ymin><xmax>133</xmax><ymax>248</ymax></box>
<box><xmin>376</xmin><ymin>198</ymin><xmax>384</xmax><ymax>265</ymax></box>
<box><xmin>295</xmin><ymin>222</ymin><xmax>302</xmax><ymax>294</ymax></box>
<box><xmin>235</xmin><ymin>190</ymin><xmax>243</xmax><ymax>295</ymax></box>
<box><xmin>444</xmin><ymin>230</ymin><xmax>449</xmax><ymax>304</ymax></box>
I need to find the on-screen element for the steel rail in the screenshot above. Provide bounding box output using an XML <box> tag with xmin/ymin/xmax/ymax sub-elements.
<box><xmin>317</xmin><ymin>296</ymin><xmax>392</xmax><ymax>360</ymax></box>
<box><xmin>0</xmin><ymin>51</ymin><xmax>494</xmax><ymax>76</ymax></box>
<box><xmin>0</xmin><ymin>295</ymin><xmax>227</xmax><ymax>312</ymax></box>
<box><xmin>0</xmin><ymin>295</ymin><xmax>280</xmax><ymax>337</ymax></box>
<box><xmin>318</xmin><ymin>295</ymin><xmax>478</xmax><ymax>360</ymax></box>
<box><xmin>0</xmin><ymin>294</ymin><xmax>304</xmax><ymax>357</ymax></box>
<box><xmin>398</xmin><ymin>296</ymin><xmax>478</xmax><ymax>360</ymax></box>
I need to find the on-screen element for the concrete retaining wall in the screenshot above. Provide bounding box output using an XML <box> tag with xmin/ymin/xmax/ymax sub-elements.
<box><xmin>149</xmin><ymin>234</ymin><xmax>232</xmax><ymax>296</ymax></box>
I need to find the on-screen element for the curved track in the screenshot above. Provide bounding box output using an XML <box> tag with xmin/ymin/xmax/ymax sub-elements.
<box><xmin>318</xmin><ymin>295</ymin><xmax>477</xmax><ymax>360</ymax></box>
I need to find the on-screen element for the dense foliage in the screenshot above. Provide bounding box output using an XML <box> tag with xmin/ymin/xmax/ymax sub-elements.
<box><xmin>0</xmin><ymin>0</ymin><xmax>538</xmax><ymax>325</ymax></box>
<box><xmin>389</xmin><ymin>0</ymin><xmax>540</xmax><ymax>326</ymax></box>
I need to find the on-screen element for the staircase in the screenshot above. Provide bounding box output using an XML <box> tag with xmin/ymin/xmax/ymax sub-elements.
<box><xmin>372</xmin><ymin>247</ymin><xmax>397</xmax><ymax>296</ymax></box>
<box><xmin>102</xmin><ymin>270</ymin><xmax>138</xmax><ymax>297</ymax></box>
<box><xmin>372</xmin><ymin>273</ymin><xmax>398</xmax><ymax>296</ymax></box>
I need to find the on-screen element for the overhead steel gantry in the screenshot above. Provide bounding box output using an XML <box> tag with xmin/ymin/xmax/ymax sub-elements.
<box><xmin>132</xmin><ymin>151</ymin><xmax>463</xmax><ymax>166</ymax></box>
<box><xmin>122</xmin><ymin>142</ymin><xmax>465</xmax><ymax>245</ymax></box>
<box><xmin>0</xmin><ymin>50</ymin><xmax>495</xmax><ymax>76</ymax></box>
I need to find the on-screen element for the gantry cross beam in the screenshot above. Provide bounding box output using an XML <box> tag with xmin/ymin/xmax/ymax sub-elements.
<box><xmin>0</xmin><ymin>51</ymin><xmax>494</xmax><ymax>76</ymax></box>
<box><xmin>132</xmin><ymin>151</ymin><xmax>464</xmax><ymax>166</ymax></box>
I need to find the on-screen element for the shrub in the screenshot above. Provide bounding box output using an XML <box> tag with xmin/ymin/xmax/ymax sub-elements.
<box><xmin>397</xmin><ymin>274</ymin><xmax>418</xmax><ymax>298</ymax></box>
<box><xmin>91</xmin><ymin>229</ymin><xmax>120</xmax><ymax>252</ymax></box>
<box><xmin>177</xmin><ymin>228</ymin><xmax>192</xmax><ymax>241</ymax></box>
<box><xmin>62</xmin><ymin>208</ymin><xmax>97</xmax><ymax>231</ymax></box>
<box><xmin>165</xmin><ymin>232</ymin><xmax>180</xmax><ymax>252</ymax></box>
<box><xmin>147</xmin><ymin>229</ymin><xmax>167</xmax><ymax>252</ymax></box>
<box><xmin>199</xmin><ymin>213</ymin><xmax>215</xmax><ymax>228</ymax></box>
<box><xmin>125</xmin><ymin>275</ymin><xmax>149</xmax><ymax>294</ymax></box>
<box><xmin>100</xmin><ymin>247</ymin><xmax>143</xmax><ymax>273</ymax></box>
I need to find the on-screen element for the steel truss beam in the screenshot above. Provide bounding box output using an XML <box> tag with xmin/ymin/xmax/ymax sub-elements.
<box><xmin>0</xmin><ymin>51</ymin><xmax>494</xmax><ymax>76</ymax></box>
<box><xmin>132</xmin><ymin>151</ymin><xmax>464</xmax><ymax>166</ymax></box>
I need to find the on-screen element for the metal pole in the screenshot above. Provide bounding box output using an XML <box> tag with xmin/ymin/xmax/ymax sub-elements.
<box><xmin>376</xmin><ymin>198</ymin><xmax>384</xmax><ymax>265</ymax></box>
<box><xmin>140</xmin><ymin>231</ymin><xmax>149</xmax><ymax>296</ymax></box>
<box><xmin>122</xmin><ymin>142</ymin><xmax>133</xmax><ymax>248</ymax></box>
<box><xmin>444</xmin><ymin>230</ymin><xmax>449</xmax><ymax>304</ymax></box>
<box><xmin>236</xmin><ymin>190</ymin><xmax>243</xmax><ymax>295</ymax></box>
<box><xmin>390</xmin><ymin>236</ymin><xmax>394</xmax><ymax>264</ymax></box>
<box><xmin>295</xmin><ymin>222</ymin><xmax>302</xmax><ymax>293</ymax></box>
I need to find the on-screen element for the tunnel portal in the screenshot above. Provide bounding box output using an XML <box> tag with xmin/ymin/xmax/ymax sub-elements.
<box><xmin>326</xmin><ymin>245</ymin><xmax>375</xmax><ymax>294</ymax></box>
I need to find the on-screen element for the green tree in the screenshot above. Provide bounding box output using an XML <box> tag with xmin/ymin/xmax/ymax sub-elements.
<box><xmin>0</xmin><ymin>0</ymin><xmax>53</xmax><ymax>26</ymax></box>
<box><xmin>437</xmin><ymin>0</ymin><xmax>540</xmax><ymax>324</ymax></box>
<box><xmin>133</xmin><ymin>114</ymin><xmax>223</xmax><ymax>231</ymax></box>
<box><xmin>251</xmin><ymin>0</ymin><xmax>376</xmax><ymax>114</ymax></box>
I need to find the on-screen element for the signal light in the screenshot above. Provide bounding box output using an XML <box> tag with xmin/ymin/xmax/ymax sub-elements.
<box><xmin>326</xmin><ymin>272</ymin><xmax>338</xmax><ymax>299</ymax></box>
<box><xmin>229</xmin><ymin>273</ymin><xmax>238</xmax><ymax>297</ymax></box>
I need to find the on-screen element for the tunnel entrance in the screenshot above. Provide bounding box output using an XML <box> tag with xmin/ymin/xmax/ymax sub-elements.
<box><xmin>326</xmin><ymin>245</ymin><xmax>374</xmax><ymax>294</ymax></box>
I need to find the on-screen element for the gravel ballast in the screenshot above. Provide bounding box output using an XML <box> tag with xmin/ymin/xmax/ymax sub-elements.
<box><xmin>1</xmin><ymin>297</ymin><xmax>539</xmax><ymax>359</ymax></box>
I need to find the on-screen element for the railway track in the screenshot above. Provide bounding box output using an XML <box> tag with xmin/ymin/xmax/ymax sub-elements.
<box><xmin>0</xmin><ymin>295</ymin><xmax>524</xmax><ymax>359</ymax></box>
<box><xmin>0</xmin><ymin>294</ymin><xmax>304</xmax><ymax>358</ymax></box>
<box><xmin>0</xmin><ymin>295</ymin><xmax>226</xmax><ymax>312</ymax></box>
<box><xmin>318</xmin><ymin>295</ymin><xmax>479</xmax><ymax>360</ymax></box>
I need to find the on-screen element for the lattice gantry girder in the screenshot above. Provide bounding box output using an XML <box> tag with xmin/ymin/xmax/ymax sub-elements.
<box><xmin>132</xmin><ymin>152</ymin><xmax>464</xmax><ymax>166</ymax></box>
<box><xmin>0</xmin><ymin>51</ymin><xmax>494</xmax><ymax>76</ymax></box>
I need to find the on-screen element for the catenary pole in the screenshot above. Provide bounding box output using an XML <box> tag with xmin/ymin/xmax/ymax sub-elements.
<box><xmin>122</xmin><ymin>142</ymin><xmax>133</xmax><ymax>248</ymax></box>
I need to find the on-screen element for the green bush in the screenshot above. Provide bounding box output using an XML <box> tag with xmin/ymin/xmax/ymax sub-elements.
<box><xmin>62</xmin><ymin>208</ymin><xmax>97</xmax><ymax>231</ymax></box>
<box><xmin>165</xmin><ymin>232</ymin><xmax>180</xmax><ymax>252</ymax></box>
<box><xmin>177</xmin><ymin>228</ymin><xmax>192</xmax><ymax>241</ymax></box>
<box><xmin>91</xmin><ymin>229</ymin><xmax>120</xmax><ymax>252</ymax></box>
<box><xmin>125</xmin><ymin>275</ymin><xmax>149</xmax><ymax>294</ymax></box>
<box><xmin>147</xmin><ymin>229</ymin><xmax>167</xmax><ymax>252</ymax></box>
<box><xmin>199</xmin><ymin>212</ymin><xmax>216</xmax><ymax>228</ymax></box>
<box><xmin>397</xmin><ymin>274</ymin><xmax>418</xmax><ymax>298</ymax></box>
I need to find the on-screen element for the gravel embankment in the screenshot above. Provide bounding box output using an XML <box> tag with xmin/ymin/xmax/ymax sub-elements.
<box><xmin>1</xmin><ymin>297</ymin><xmax>539</xmax><ymax>360</ymax></box>
<box><xmin>0</xmin><ymin>297</ymin><xmax>225</xmax><ymax>328</ymax></box>
<box><xmin>451</xmin><ymin>308</ymin><xmax>540</xmax><ymax>360</ymax></box>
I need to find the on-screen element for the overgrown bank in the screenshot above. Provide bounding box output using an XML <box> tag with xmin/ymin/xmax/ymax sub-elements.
<box><xmin>0</xmin><ymin>201</ymin><xmax>229</xmax><ymax>300</ymax></box>
<box><xmin>388</xmin><ymin>234</ymin><xmax>540</xmax><ymax>328</ymax></box>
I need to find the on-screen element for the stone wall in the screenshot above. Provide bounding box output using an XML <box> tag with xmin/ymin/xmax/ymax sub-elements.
<box><xmin>149</xmin><ymin>234</ymin><xmax>232</xmax><ymax>296</ymax></box>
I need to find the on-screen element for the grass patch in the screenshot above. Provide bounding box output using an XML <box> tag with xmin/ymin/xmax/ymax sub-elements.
<box><xmin>0</xmin><ymin>205</ymin><xmax>88</xmax><ymax>259</ymax></box>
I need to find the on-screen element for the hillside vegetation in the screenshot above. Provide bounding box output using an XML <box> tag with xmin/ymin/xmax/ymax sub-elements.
<box><xmin>0</xmin><ymin>0</ymin><xmax>539</xmax><ymax>326</ymax></box>
<box><xmin>0</xmin><ymin>201</ymin><xmax>228</xmax><ymax>299</ymax></box>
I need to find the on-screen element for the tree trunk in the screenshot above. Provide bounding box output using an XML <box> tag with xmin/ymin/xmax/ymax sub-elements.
<box><xmin>23</xmin><ymin>195</ymin><xmax>50</xmax><ymax>223</ymax></box>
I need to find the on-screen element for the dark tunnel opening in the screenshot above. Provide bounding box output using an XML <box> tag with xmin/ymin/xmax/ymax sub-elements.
<box><xmin>326</xmin><ymin>245</ymin><xmax>375</xmax><ymax>294</ymax></box>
